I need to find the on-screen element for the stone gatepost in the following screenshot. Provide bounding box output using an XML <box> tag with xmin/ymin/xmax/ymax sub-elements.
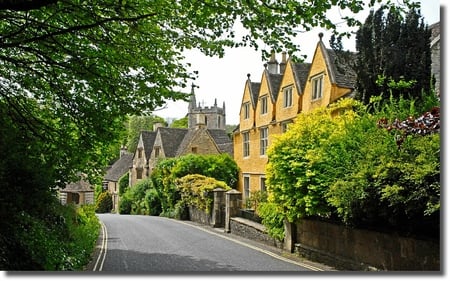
<box><xmin>211</xmin><ymin>188</ymin><xmax>226</xmax><ymax>228</ymax></box>
<box><xmin>224</xmin><ymin>189</ymin><xmax>242</xmax><ymax>233</ymax></box>
<box><xmin>283</xmin><ymin>219</ymin><xmax>296</xmax><ymax>253</ymax></box>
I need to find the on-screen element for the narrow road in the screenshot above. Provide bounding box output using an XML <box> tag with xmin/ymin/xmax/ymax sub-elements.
<box><xmin>88</xmin><ymin>214</ymin><xmax>322</xmax><ymax>272</ymax></box>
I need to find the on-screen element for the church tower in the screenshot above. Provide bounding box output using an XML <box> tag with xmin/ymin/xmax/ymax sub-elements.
<box><xmin>187</xmin><ymin>84</ymin><xmax>226</xmax><ymax>130</ymax></box>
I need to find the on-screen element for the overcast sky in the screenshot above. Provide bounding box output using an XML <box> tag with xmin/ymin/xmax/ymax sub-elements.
<box><xmin>156</xmin><ymin>0</ymin><xmax>441</xmax><ymax>125</ymax></box>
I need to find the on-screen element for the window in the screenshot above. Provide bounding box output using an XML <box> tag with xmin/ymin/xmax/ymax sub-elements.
<box><xmin>283</xmin><ymin>87</ymin><xmax>293</xmax><ymax>108</ymax></box>
<box><xmin>281</xmin><ymin>121</ymin><xmax>292</xmax><ymax>133</ymax></box>
<box><xmin>154</xmin><ymin>146</ymin><xmax>160</xmax><ymax>158</ymax></box>
<box><xmin>243</xmin><ymin>102</ymin><xmax>250</xmax><ymax>119</ymax></box>
<box><xmin>260</xmin><ymin>95</ymin><xmax>268</xmax><ymax>115</ymax></box>
<box><xmin>243</xmin><ymin>131</ymin><xmax>250</xmax><ymax>157</ymax></box>
<box><xmin>312</xmin><ymin>74</ymin><xmax>324</xmax><ymax>100</ymax></box>
<box><xmin>260</xmin><ymin>177</ymin><xmax>266</xmax><ymax>192</ymax></box>
<box><xmin>138</xmin><ymin>148</ymin><xmax>143</xmax><ymax>158</ymax></box>
<box><xmin>136</xmin><ymin>168</ymin><xmax>143</xmax><ymax>180</ymax></box>
<box><xmin>243</xmin><ymin>176</ymin><xmax>250</xmax><ymax>199</ymax></box>
<box><xmin>191</xmin><ymin>146</ymin><xmax>198</xmax><ymax>154</ymax></box>
<box><xmin>260</xmin><ymin>127</ymin><xmax>268</xmax><ymax>156</ymax></box>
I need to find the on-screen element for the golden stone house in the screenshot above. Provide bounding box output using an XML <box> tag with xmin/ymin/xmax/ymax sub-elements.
<box><xmin>233</xmin><ymin>33</ymin><xmax>356</xmax><ymax>200</ymax></box>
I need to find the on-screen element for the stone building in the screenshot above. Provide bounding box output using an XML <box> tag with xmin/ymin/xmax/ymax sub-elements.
<box><xmin>233</xmin><ymin>33</ymin><xmax>357</xmax><ymax>200</ymax></box>
<box><xmin>129</xmin><ymin>87</ymin><xmax>232</xmax><ymax>187</ymax></box>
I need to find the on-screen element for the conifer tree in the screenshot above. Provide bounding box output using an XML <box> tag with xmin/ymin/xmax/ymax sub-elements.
<box><xmin>355</xmin><ymin>7</ymin><xmax>432</xmax><ymax>104</ymax></box>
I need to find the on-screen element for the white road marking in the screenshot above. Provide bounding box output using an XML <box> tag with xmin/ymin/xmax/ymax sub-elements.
<box><xmin>175</xmin><ymin>220</ymin><xmax>324</xmax><ymax>271</ymax></box>
<box><xmin>93</xmin><ymin>220</ymin><xmax>108</xmax><ymax>271</ymax></box>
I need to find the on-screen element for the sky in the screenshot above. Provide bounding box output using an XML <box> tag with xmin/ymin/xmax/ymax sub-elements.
<box><xmin>155</xmin><ymin>0</ymin><xmax>441</xmax><ymax>125</ymax></box>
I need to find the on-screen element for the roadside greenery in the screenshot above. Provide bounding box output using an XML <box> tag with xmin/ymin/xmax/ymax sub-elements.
<box><xmin>176</xmin><ymin>174</ymin><xmax>232</xmax><ymax>214</ymax></box>
<box><xmin>119</xmin><ymin>153</ymin><xmax>239</xmax><ymax>217</ymax></box>
<box><xmin>0</xmin><ymin>204</ymin><xmax>99</xmax><ymax>270</ymax></box>
<box><xmin>264</xmin><ymin>93</ymin><xmax>440</xmax><ymax>238</ymax></box>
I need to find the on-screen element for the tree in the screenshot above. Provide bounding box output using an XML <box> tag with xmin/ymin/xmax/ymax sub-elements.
<box><xmin>125</xmin><ymin>115</ymin><xmax>166</xmax><ymax>153</ymax></box>
<box><xmin>170</xmin><ymin>117</ymin><xmax>188</xmax><ymax>128</ymax></box>
<box><xmin>355</xmin><ymin>6</ymin><xmax>432</xmax><ymax>104</ymax></box>
<box><xmin>0</xmin><ymin>0</ymin><xmax>420</xmax><ymax>268</ymax></box>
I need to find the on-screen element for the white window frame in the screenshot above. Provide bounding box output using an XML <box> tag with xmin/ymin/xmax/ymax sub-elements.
<box><xmin>243</xmin><ymin>131</ymin><xmax>250</xmax><ymax>157</ymax></box>
<box><xmin>311</xmin><ymin>74</ymin><xmax>324</xmax><ymax>100</ymax></box>
<box><xmin>283</xmin><ymin>86</ymin><xmax>293</xmax><ymax>108</ymax></box>
<box><xmin>243</xmin><ymin>175</ymin><xmax>250</xmax><ymax>199</ymax></box>
<box><xmin>260</xmin><ymin>127</ymin><xmax>268</xmax><ymax>156</ymax></box>
<box><xmin>260</xmin><ymin>95</ymin><xmax>268</xmax><ymax>115</ymax></box>
<box><xmin>243</xmin><ymin>102</ymin><xmax>250</xmax><ymax>119</ymax></box>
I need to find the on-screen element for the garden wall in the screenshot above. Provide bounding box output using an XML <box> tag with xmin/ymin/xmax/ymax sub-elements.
<box><xmin>292</xmin><ymin>218</ymin><xmax>440</xmax><ymax>271</ymax></box>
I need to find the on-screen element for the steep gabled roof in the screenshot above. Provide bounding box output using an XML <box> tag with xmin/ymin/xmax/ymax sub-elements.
<box><xmin>326</xmin><ymin>48</ymin><xmax>357</xmax><ymax>89</ymax></box>
<box><xmin>104</xmin><ymin>153</ymin><xmax>133</xmax><ymax>182</ymax></box>
<box><xmin>140</xmin><ymin>131</ymin><xmax>157</xmax><ymax>160</ymax></box>
<box><xmin>61</xmin><ymin>175</ymin><xmax>93</xmax><ymax>192</ymax></box>
<box><xmin>266</xmin><ymin>71</ymin><xmax>283</xmax><ymax>102</ymax></box>
<box><xmin>317</xmin><ymin>39</ymin><xmax>357</xmax><ymax>89</ymax></box>
<box><xmin>207</xmin><ymin>129</ymin><xmax>233</xmax><ymax>155</ymax></box>
<box><xmin>250</xmin><ymin>81</ymin><xmax>261</xmax><ymax>109</ymax></box>
<box><xmin>158</xmin><ymin>127</ymin><xmax>188</xmax><ymax>157</ymax></box>
<box><xmin>292</xmin><ymin>62</ymin><xmax>311</xmax><ymax>94</ymax></box>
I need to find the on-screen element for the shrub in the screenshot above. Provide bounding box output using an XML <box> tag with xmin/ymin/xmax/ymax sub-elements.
<box><xmin>95</xmin><ymin>191</ymin><xmax>112</xmax><ymax>213</ymax></box>
<box><xmin>256</xmin><ymin>202</ymin><xmax>284</xmax><ymax>241</ymax></box>
<box><xmin>176</xmin><ymin>174</ymin><xmax>231</xmax><ymax>214</ymax></box>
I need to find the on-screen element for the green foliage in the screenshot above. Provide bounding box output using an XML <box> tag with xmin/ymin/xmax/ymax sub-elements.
<box><xmin>256</xmin><ymin>202</ymin><xmax>285</xmax><ymax>242</ymax></box>
<box><xmin>246</xmin><ymin>190</ymin><xmax>268</xmax><ymax>211</ymax></box>
<box><xmin>170</xmin><ymin>117</ymin><xmax>188</xmax><ymax>128</ymax></box>
<box><xmin>176</xmin><ymin>174</ymin><xmax>231</xmax><ymax>213</ymax></box>
<box><xmin>119</xmin><ymin>178</ymin><xmax>162</xmax><ymax>216</ymax></box>
<box><xmin>355</xmin><ymin>6</ymin><xmax>432</xmax><ymax>104</ymax></box>
<box><xmin>118</xmin><ymin>172</ymin><xmax>130</xmax><ymax>195</ymax></box>
<box><xmin>95</xmin><ymin>192</ymin><xmax>113</xmax><ymax>213</ymax></box>
<box><xmin>266</xmin><ymin>95</ymin><xmax>440</xmax><ymax>237</ymax></box>
<box><xmin>125</xmin><ymin>115</ymin><xmax>167</xmax><ymax>152</ymax></box>
<box><xmin>0</xmin><ymin>204</ymin><xmax>99</xmax><ymax>270</ymax></box>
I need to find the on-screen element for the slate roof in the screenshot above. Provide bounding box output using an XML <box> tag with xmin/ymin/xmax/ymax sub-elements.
<box><xmin>158</xmin><ymin>127</ymin><xmax>188</xmax><ymax>157</ymax></box>
<box><xmin>292</xmin><ymin>62</ymin><xmax>311</xmax><ymax>94</ymax></box>
<box><xmin>175</xmin><ymin>128</ymin><xmax>233</xmax><ymax>156</ymax></box>
<box><xmin>250</xmin><ymin>81</ymin><xmax>261</xmax><ymax>109</ymax></box>
<box><xmin>207</xmin><ymin>129</ymin><xmax>233</xmax><ymax>155</ymax></box>
<box><xmin>140</xmin><ymin>131</ymin><xmax>157</xmax><ymax>160</ymax></box>
<box><xmin>266</xmin><ymin>71</ymin><xmax>283</xmax><ymax>102</ymax></box>
<box><xmin>61</xmin><ymin>176</ymin><xmax>93</xmax><ymax>192</ymax></box>
<box><xmin>104</xmin><ymin>152</ymin><xmax>133</xmax><ymax>182</ymax></box>
<box><xmin>326</xmin><ymin>48</ymin><xmax>357</xmax><ymax>89</ymax></box>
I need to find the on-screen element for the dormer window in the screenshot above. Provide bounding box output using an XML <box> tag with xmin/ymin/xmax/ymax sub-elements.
<box><xmin>138</xmin><ymin>148</ymin><xmax>143</xmax><ymax>158</ymax></box>
<box><xmin>312</xmin><ymin>74</ymin><xmax>324</xmax><ymax>100</ymax></box>
<box><xmin>260</xmin><ymin>95</ymin><xmax>268</xmax><ymax>115</ymax></box>
<box><xmin>243</xmin><ymin>102</ymin><xmax>250</xmax><ymax>119</ymax></box>
<box><xmin>283</xmin><ymin>86</ymin><xmax>293</xmax><ymax>108</ymax></box>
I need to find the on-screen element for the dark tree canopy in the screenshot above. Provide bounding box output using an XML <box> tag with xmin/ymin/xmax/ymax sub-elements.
<box><xmin>355</xmin><ymin>6</ymin><xmax>432</xmax><ymax>104</ymax></box>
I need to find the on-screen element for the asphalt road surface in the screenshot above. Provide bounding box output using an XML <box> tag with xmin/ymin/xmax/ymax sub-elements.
<box><xmin>89</xmin><ymin>214</ymin><xmax>323</xmax><ymax>272</ymax></box>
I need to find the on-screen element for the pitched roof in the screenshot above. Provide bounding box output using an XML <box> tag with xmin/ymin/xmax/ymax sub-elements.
<box><xmin>104</xmin><ymin>153</ymin><xmax>133</xmax><ymax>182</ymax></box>
<box><xmin>266</xmin><ymin>71</ymin><xmax>283</xmax><ymax>102</ymax></box>
<box><xmin>140</xmin><ymin>131</ymin><xmax>157</xmax><ymax>159</ymax></box>
<box><xmin>158</xmin><ymin>127</ymin><xmax>188</xmax><ymax>157</ymax></box>
<box><xmin>250</xmin><ymin>81</ymin><xmax>261</xmax><ymax>109</ymax></box>
<box><xmin>292</xmin><ymin>62</ymin><xmax>311</xmax><ymax>93</ymax></box>
<box><xmin>317</xmin><ymin>40</ymin><xmax>357</xmax><ymax>89</ymax></box>
<box><xmin>61</xmin><ymin>176</ymin><xmax>93</xmax><ymax>192</ymax></box>
<box><xmin>207</xmin><ymin>129</ymin><xmax>233</xmax><ymax>155</ymax></box>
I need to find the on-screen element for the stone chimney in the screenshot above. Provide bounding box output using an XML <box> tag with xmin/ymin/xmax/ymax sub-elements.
<box><xmin>153</xmin><ymin>122</ymin><xmax>164</xmax><ymax>131</ymax></box>
<box><xmin>279</xmin><ymin>51</ymin><xmax>287</xmax><ymax>74</ymax></box>
<box><xmin>267</xmin><ymin>51</ymin><xmax>279</xmax><ymax>74</ymax></box>
<box><xmin>120</xmin><ymin>145</ymin><xmax>128</xmax><ymax>158</ymax></box>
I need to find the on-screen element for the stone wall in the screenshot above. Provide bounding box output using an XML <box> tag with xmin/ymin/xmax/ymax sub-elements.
<box><xmin>230</xmin><ymin>217</ymin><xmax>282</xmax><ymax>248</ymax></box>
<box><xmin>293</xmin><ymin>218</ymin><xmax>440</xmax><ymax>271</ymax></box>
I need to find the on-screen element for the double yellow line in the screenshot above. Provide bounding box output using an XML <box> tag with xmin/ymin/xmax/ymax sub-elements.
<box><xmin>92</xmin><ymin>221</ymin><xmax>108</xmax><ymax>271</ymax></box>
